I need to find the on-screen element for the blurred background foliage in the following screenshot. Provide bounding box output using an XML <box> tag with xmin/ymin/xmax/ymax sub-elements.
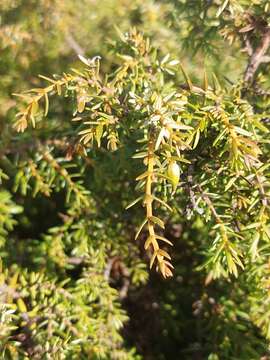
<box><xmin>0</xmin><ymin>0</ymin><xmax>270</xmax><ymax>359</ymax></box>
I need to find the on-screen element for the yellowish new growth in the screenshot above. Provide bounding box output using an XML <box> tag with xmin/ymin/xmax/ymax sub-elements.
<box><xmin>143</xmin><ymin>135</ymin><xmax>173</xmax><ymax>278</ymax></box>
<box><xmin>13</xmin><ymin>74</ymin><xmax>75</xmax><ymax>133</ymax></box>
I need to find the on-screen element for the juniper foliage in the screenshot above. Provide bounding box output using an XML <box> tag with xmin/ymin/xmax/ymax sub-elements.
<box><xmin>1</xmin><ymin>0</ymin><xmax>270</xmax><ymax>359</ymax></box>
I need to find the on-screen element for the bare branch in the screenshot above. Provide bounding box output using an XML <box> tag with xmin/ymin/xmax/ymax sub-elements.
<box><xmin>65</xmin><ymin>33</ymin><xmax>85</xmax><ymax>56</ymax></box>
<box><xmin>104</xmin><ymin>257</ymin><xmax>117</xmax><ymax>281</ymax></box>
<box><xmin>261</xmin><ymin>55</ymin><xmax>270</xmax><ymax>63</ymax></box>
<box><xmin>242</xmin><ymin>34</ymin><xmax>253</xmax><ymax>56</ymax></box>
<box><xmin>119</xmin><ymin>277</ymin><xmax>130</xmax><ymax>300</ymax></box>
<box><xmin>244</xmin><ymin>28</ymin><xmax>270</xmax><ymax>83</ymax></box>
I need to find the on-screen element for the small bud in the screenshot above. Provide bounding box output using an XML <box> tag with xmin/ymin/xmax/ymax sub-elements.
<box><xmin>167</xmin><ymin>161</ymin><xmax>180</xmax><ymax>192</ymax></box>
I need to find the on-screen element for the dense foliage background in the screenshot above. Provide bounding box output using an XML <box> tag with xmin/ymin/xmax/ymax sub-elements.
<box><xmin>1</xmin><ymin>0</ymin><xmax>270</xmax><ymax>359</ymax></box>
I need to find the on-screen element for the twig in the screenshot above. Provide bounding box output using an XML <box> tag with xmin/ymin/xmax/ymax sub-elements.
<box><xmin>242</xmin><ymin>34</ymin><xmax>253</xmax><ymax>56</ymax></box>
<box><xmin>119</xmin><ymin>277</ymin><xmax>130</xmax><ymax>300</ymax></box>
<box><xmin>244</xmin><ymin>28</ymin><xmax>270</xmax><ymax>83</ymax></box>
<box><xmin>253</xmin><ymin>84</ymin><xmax>270</xmax><ymax>96</ymax></box>
<box><xmin>255</xmin><ymin>172</ymin><xmax>268</xmax><ymax>207</ymax></box>
<box><xmin>65</xmin><ymin>33</ymin><xmax>85</xmax><ymax>56</ymax></box>
<box><xmin>197</xmin><ymin>184</ymin><xmax>220</xmax><ymax>222</ymax></box>
<box><xmin>104</xmin><ymin>257</ymin><xmax>117</xmax><ymax>281</ymax></box>
<box><xmin>67</xmin><ymin>256</ymin><xmax>85</xmax><ymax>265</ymax></box>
